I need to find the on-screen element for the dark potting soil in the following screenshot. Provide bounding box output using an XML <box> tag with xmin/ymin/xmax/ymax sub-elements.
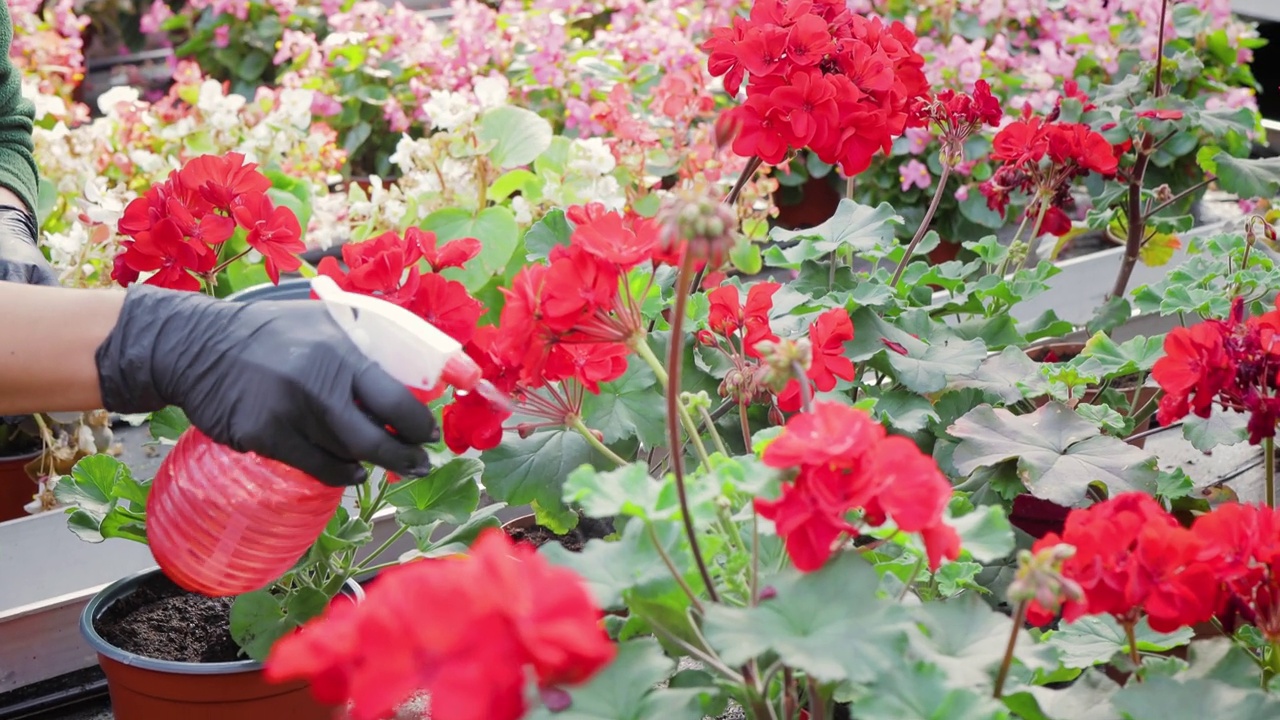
<box><xmin>94</xmin><ymin>573</ymin><xmax>242</xmax><ymax>663</ymax></box>
<box><xmin>507</xmin><ymin>516</ymin><xmax>615</xmax><ymax>552</ymax></box>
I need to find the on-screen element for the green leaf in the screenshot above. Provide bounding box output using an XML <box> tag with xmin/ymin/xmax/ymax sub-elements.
<box><xmin>524</xmin><ymin>639</ymin><xmax>703</xmax><ymax>720</ymax></box>
<box><xmin>427</xmin><ymin>206</ymin><xmax>520</xmax><ymax>291</ymax></box>
<box><xmin>949</xmin><ymin>505</ymin><xmax>1015</xmax><ymax>563</ymax></box>
<box><xmin>887</xmin><ymin>336</ymin><xmax>989</xmax><ymax>394</ymax></box>
<box><xmin>1044</xmin><ymin>615</ymin><xmax>1193</xmax><ymax>669</ymax></box>
<box><xmin>387</xmin><ymin>458</ymin><xmax>483</xmax><ymax>536</ymax></box>
<box><xmin>234</xmin><ymin>50</ymin><xmax>270</xmax><ymax>82</ymax></box>
<box><xmin>1182</xmin><ymin>637</ymin><xmax>1268</xmax><ymax>689</ymax></box>
<box><xmin>1005</xmin><ymin>671</ymin><xmax>1122</xmax><ymax>720</ymax></box>
<box><xmin>488</xmin><ymin>169</ymin><xmax>539</xmax><ymax>203</ymax></box>
<box><xmin>703</xmin><ymin>552</ymin><xmax>912</xmax><ymax>683</ymax></box>
<box><xmin>581</xmin><ymin>357</ymin><xmax>667</xmax><ymax>447</ymax></box>
<box><xmin>482</xmin><ymin>430</ymin><xmax>598</xmax><ymax>518</ymax></box>
<box><xmin>949</xmin><ymin>403</ymin><xmax>1159</xmax><ymax>505</ymax></box>
<box><xmin>1112</xmin><ymin>677</ymin><xmax>1280</xmax><ymax>720</ymax></box>
<box><xmin>285</xmin><ymin>587</ymin><xmax>330</xmax><ymax>627</ymax></box>
<box><xmin>869</xmin><ymin>390</ymin><xmax>939</xmax><ymax>434</ymax></box>
<box><xmin>946</xmin><ymin>346</ymin><xmax>1048</xmax><ymax>404</ymax></box>
<box><xmin>229</xmin><ymin>590</ymin><xmax>287</xmax><ymax>662</ymax></box>
<box><xmin>909</xmin><ymin>594</ymin><xmax>1056</xmax><ymax>689</ymax></box>
<box><xmin>1079</xmin><ymin>332</ymin><xmax>1163</xmax><ymax>377</ymax></box>
<box><xmin>729</xmin><ymin>239</ymin><xmax>763</xmax><ymax>275</ymax></box>
<box><xmin>1182</xmin><ymin>409</ymin><xmax>1248</xmax><ymax>451</ymax></box>
<box><xmin>849</xmin><ymin>661</ymin><xmax>1011</xmax><ymax>720</ymax></box>
<box><xmin>765</xmin><ymin>199</ymin><xmax>901</xmax><ymax>268</ymax></box>
<box><xmin>541</xmin><ymin>519</ymin><xmax>697</xmax><ymax>610</ymax></box>
<box><xmin>1087</xmin><ymin>297</ymin><xmax>1133</xmax><ymax>336</ymax></box>
<box><xmin>54</xmin><ymin>455</ymin><xmax>149</xmax><ymax>544</ymax></box>
<box><xmin>524</xmin><ymin>208</ymin><xmax>573</xmax><ymax>261</ymax></box>
<box><xmin>477</xmin><ymin>105</ymin><xmax>554</xmax><ymax>169</ymax></box>
<box><xmin>1199</xmin><ymin>149</ymin><xmax>1280</xmax><ymax>199</ymax></box>
<box><xmin>148</xmin><ymin>406</ymin><xmax>191</xmax><ymax>441</ymax></box>
<box><xmin>564</xmin><ymin>463</ymin><xmax>719</xmax><ymax>524</ymax></box>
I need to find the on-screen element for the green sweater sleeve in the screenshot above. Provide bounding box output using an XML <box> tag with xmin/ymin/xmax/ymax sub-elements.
<box><xmin>0</xmin><ymin>0</ymin><xmax>37</xmax><ymax>215</ymax></box>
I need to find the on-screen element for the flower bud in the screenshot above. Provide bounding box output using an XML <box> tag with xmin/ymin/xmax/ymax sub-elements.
<box><xmin>758</xmin><ymin>585</ymin><xmax>778</xmax><ymax>601</ymax></box>
<box><xmin>516</xmin><ymin>423</ymin><xmax>538</xmax><ymax>439</ymax></box>
<box><xmin>714</xmin><ymin>113</ymin><xmax>741</xmax><ymax>150</ymax></box>
<box><xmin>757</xmin><ymin>338</ymin><xmax>812</xmax><ymax>393</ymax></box>
<box><xmin>1153</xmin><ymin>184</ymin><xmax>1174</xmax><ymax>204</ymax></box>
<box><xmin>768</xmin><ymin>404</ymin><xmax>785</xmax><ymax>426</ymax></box>
<box><xmin>657</xmin><ymin>185</ymin><xmax>739</xmax><ymax>267</ymax></box>
<box><xmin>1007</xmin><ymin>543</ymin><xmax>1084</xmax><ymax>616</ymax></box>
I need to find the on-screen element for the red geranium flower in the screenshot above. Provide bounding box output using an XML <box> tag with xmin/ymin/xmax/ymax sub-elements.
<box><xmin>758</xmin><ymin>401</ymin><xmax>959</xmax><ymax>572</ymax></box>
<box><xmin>231</xmin><ymin>192</ymin><xmax>305</xmax><ymax>284</ymax></box>
<box><xmin>318</xmin><ymin>230</ymin><xmax>423</xmax><ymax>302</ymax></box>
<box><xmin>403</xmin><ymin>273</ymin><xmax>484</xmax><ymax>346</ymax></box>
<box><xmin>1151</xmin><ymin>322</ymin><xmax>1234</xmax><ymax>425</ymax></box>
<box><xmin>1025</xmin><ymin>493</ymin><xmax>1217</xmax><ymax>632</ymax></box>
<box><xmin>177</xmin><ymin>152</ymin><xmax>272</xmax><ymax>214</ymax></box>
<box><xmin>442</xmin><ymin>390</ymin><xmax>508</xmax><ymax>454</ymax></box>
<box><xmin>265</xmin><ymin>530</ymin><xmax>614</xmax><ymax>720</ymax></box>
<box><xmin>407</xmin><ymin>227</ymin><xmax>482</xmax><ymax>272</ymax></box>
<box><xmin>544</xmin><ymin>342</ymin><xmax>629</xmax><ymax>393</ymax></box>
<box><xmin>569</xmin><ymin>205</ymin><xmax>660</xmax><ymax>269</ymax></box>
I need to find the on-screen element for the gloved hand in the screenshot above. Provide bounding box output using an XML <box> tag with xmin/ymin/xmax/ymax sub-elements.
<box><xmin>0</xmin><ymin>205</ymin><xmax>57</xmax><ymax>286</ymax></box>
<box><xmin>95</xmin><ymin>285</ymin><xmax>438</xmax><ymax>486</ymax></box>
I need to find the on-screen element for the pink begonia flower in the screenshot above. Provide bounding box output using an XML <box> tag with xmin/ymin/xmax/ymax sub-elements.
<box><xmin>311</xmin><ymin>93</ymin><xmax>342</xmax><ymax>116</ymax></box>
<box><xmin>954</xmin><ymin>185</ymin><xmax>970</xmax><ymax>202</ymax></box>
<box><xmin>904</xmin><ymin>127</ymin><xmax>932</xmax><ymax>155</ymax></box>
<box><xmin>214</xmin><ymin>25</ymin><xmax>230</xmax><ymax>49</ymax></box>
<box><xmin>900</xmin><ymin>160</ymin><xmax>932</xmax><ymax>192</ymax></box>
<box><xmin>139</xmin><ymin>0</ymin><xmax>173</xmax><ymax>33</ymax></box>
<box><xmin>1239</xmin><ymin>198</ymin><xmax>1262</xmax><ymax>215</ymax></box>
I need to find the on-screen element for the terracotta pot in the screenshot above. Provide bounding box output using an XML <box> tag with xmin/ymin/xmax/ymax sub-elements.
<box><xmin>501</xmin><ymin>513</ymin><xmax>536</xmax><ymax>533</ymax></box>
<box><xmin>81</xmin><ymin>568</ymin><xmax>361</xmax><ymax>720</ymax></box>
<box><xmin>926</xmin><ymin>239</ymin><xmax>962</xmax><ymax>265</ymax></box>
<box><xmin>0</xmin><ymin>448</ymin><xmax>40</xmax><ymax>522</ymax></box>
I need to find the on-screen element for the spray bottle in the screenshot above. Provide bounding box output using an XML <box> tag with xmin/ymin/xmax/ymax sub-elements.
<box><xmin>147</xmin><ymin>276</ymin><xmax>498</xmax><ymax>596</ymax></box>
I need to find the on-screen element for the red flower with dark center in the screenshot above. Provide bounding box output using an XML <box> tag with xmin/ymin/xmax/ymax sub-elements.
<box><xmin>264</xmin><ymin>530</ymin><xmax>614</xmax><ymax>720</ymax></box>
<box><xmin>119</xmin><ymin>217</ymin><xmax>215</xmax><ymax>292</ymax></box>
<box><xmin>806</xmin><ymin>308</ymin><xmax>855</xmax><ymax>391</ymax></box>
<box><xmin>785</xmin><ymin>14</ymin><xmax>834</xmax><ymax>66</ymax></box>
<box><xmin>320</xmin><ymin>230</ymin><xmax>422</xmax><ymax>301</ymax></box>
<box><xmin>737</xmin><ymin>24</ymin><xmax>790</xmax><ymax>78</ymax></box>
<box><xmin>231</xmin><ymin>192</ymin><xmax>305</xmax><ymax>284</ymax></box>
<box><xmin>732</xmin><ymin>96</ymin><xmax>792</xmax><ymax>164</ymax></box>
<box><xmin>762</xmin><ymin>401</ymin><xmax>884</xmax><ymax>470</ymax></box>
<box><xmin>992</xmin><ymin>117</ymin><xmax>1048</xmax><ymax>166</ymax></box>
<box><xmin>754</xmin><ymin>480</ymin><xmax>858</xmax><ymax>572</ymax></box>
<box><xmin>772</xmin><ymin>69</ymin><xmax>839</xmax><ymax>147</ymax></box>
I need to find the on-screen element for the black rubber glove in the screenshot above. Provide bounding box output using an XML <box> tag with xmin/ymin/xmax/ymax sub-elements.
<box><xmin>95</xmin><ymin>285</ymin><xmax>438</xmax><ymax>486</ymax></box>
<box><xmin>0</xmin><ymin>205</ymin><xmax>57</xmax><ymax>286</ymax></box>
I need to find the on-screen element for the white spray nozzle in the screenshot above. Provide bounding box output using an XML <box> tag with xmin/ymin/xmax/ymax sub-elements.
<box><xmin>312</xmin><ymin>275</ymin><xmax>462</xmax><ymax>391</ymax></box>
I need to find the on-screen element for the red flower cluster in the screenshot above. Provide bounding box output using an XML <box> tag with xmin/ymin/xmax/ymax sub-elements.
<box><xmin>757</xmin><ymin>401</ymin><xmax>960</xmax><ymax>572</ymax></box>
<box><xmin>113</xmin><ymin>153</ymin><xmax>306</xmax><ymax>291</ymax></box>
<box><xmin>979</xmin><ymin>109</ymin><xmax>1119</xmax><ymax>237</ymax></box>
<box><xmin>1026</xmin><ymin>493</ymin><xmax>1217</xmax><ymax>632</ymax></box>
<box><xmin>699</xmin><ymin>284</ymin><xmax>855</xmax><ymax>417</ymax></box>
<box><xmin>316</xmin><ymin>228</ymin><xmax>483</xmax><ymax>347</ymax></box>
<box><xmin>441</xmin><ymin>204</ymin><xmax>663</xmax><ymax>454</ymax></box>
<box><xmin>1152</xmin><ymin>297</ymin><xmax>1280</xmax><ymax>444</ymax></box>
<box><xmin>265</xmin><ymin>529</ymin><xmax>615</xmax><ymax>720</ymax></box>
<box><xmin>911</xmin><ymin>80</ymin><xmax>1003</xmax><ymax>164</ymax></box>
<box><xmin>703</xmin><ymin>0</ymin><xmax>928</xmax><ymax>174</ymax></box>
<box><xmin>1194</xmin><ymin>502</ymin><xmax>1280</xmax><ymax>642</ymax></box>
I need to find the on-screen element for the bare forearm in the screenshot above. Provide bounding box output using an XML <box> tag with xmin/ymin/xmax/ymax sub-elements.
<box><xmin>0</xmin><ymin>282</ymin><xmax>124</xmax><ymax>413</ymax></box>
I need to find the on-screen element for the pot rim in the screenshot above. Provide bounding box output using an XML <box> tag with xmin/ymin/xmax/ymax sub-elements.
<box><xmin>81</xmin><ymin>567</ymin><xmax>363</xmax><ymax>675</ymax></box>
<box><xmin>224</xmin><ymin>277</ymin><xmax>312</xmax><ymax>303</ymax></box>
<box><xmin>0</xmin><ymin>447</ymin><xmax>42</xmax><ymax>463</ymax></box>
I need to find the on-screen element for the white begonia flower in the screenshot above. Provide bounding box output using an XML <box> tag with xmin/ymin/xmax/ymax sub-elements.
<box><xmin>511</xmin><ymin>195</ymin><xmax>533</xmax><ymax>224</ymax></box>
<box><xmin>567</xmin><ymin>137</ymin><xmax>616</xmax><ymax>176</ymax></box>
<box><xmin>323</xmin><ymin>31</ymin><xmax>369</xmax><ymax>48</ymax></box>
<box><xmin>590</xmin><ymin>176</ymin><xmax>626</xmax><ymax>211</ymax></box>
<box><xmin>95</xmin><ymin>86</ymin><xmax>140</xmax><ymax>116</ymax></box>
<box><xmin>276</xmin><ymin>88</ymin><xmax>314</xmax><ymax>129</ymax></box>
<box><xmin>22</xmin><ymin>79</ymin><xmax>66</xmax><ymax>121</ymax></box>
<box><xmin>80</xmin><ymin>177</ymin><xmax>127</xmax><ymax>225</ymax></box>
<box><xmin>43</xmin><ymin>224</ymin><xmax>87</xmax><ymax>267</ymax></box>
<box><xmin>197</xmin><ymin>79</ymin><xmax>246</xmax><ymax>114</ymax></box>
<box><xmin>473</xmin><ymin>75</ymin><xmax>510</xmax><ymax>109</ymax></box>
<box><xmin>423</xmin><ymin>90</ymin><xmax>477</xmax><ymax>132</ymax></box>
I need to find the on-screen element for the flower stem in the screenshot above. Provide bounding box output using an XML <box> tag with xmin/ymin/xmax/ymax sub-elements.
<box><xmin>1019</xmin><ymin>195</ymin><xmax>1053</xmax><ymax>270</ymax></box>
<box><xmin>570</xmin><ymin>418</ymin><xmax>629</xmax><ymax>467</ymax></box>
<box><xmin>354</xmin><ymin>524</ymin><xmax>408</xmax><ymax>573</ymax></box>
<box><xmin>667</xmin><ymin>255</ymin><xmax>720</xmax><ymax>604</ymax></box>
<box><xmin>890</xmin><ymin>164</ymin><xmax>952</xmax><ymax>287</ymax></box>
<box><xmin>791</xmin><ymin>362</ymin><xmax>814</xmax><ymax>414</ymax></box>
<box><xmin>1266</xmin><ymin>436</ymin><xmax>1275</xmax><ymax>509</ymax></box>
<box><xmin>633</xmin><ymin>338</ymin><xmax>713</xmax><ymax>468</ymax></box>
<box><xmin>993</xmin><ymin>599</ymin><xmax>1028</xmax><ymax>699</ymax></box>
<box><xmin>725</xmin><ymin>156</ymin><xmax>763</xmax><ymax>207</ymax></box>
<box><xmin>210</xmin><ymin>247</ymin><xmax>252</xmax><ymax>276</ymax></box>
<box><xmin>807</xmin><ymin>677</ymin><xmax>826</xmax><ymax>720</ymax></box>
<box><xmin>739</xmin><ymin>399</ymin><xmax>753</xmax><ymax>448</ymax></box>
<box><xmin>645</xmin><ymin>521</ymin><xmax>704</xmax><ymax>613</ymax></box>
<box><xmin>1124</xmin><ymin>618</ymin><xmax>1143</xmax><ymax>677</ymax></box>
<box><xmin>698</xmin><ymin>404</ymin><xmax>730</xmax><ymax>457</ymax></box>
